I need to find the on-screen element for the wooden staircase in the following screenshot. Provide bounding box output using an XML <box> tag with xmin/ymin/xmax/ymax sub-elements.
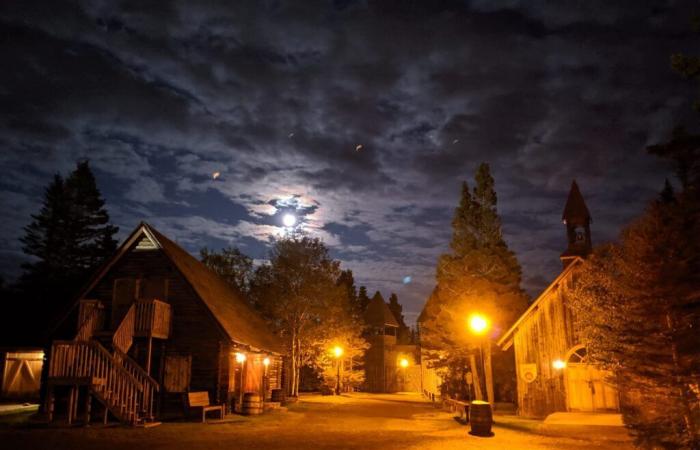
<box><xmin>47</xmin><ymin>300</ymin><xmax>163</xmax><ymax>426</ymax></box>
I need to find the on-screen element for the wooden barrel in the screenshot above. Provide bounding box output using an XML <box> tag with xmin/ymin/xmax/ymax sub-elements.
<box><xmin>270</xmin><ymin>389</ymin><xmax>285</xmax><ymax>403</ymax></box>
<box><xmin>468</xmin><ymin>401</ymin><xmax>493</xmax><ymax>436</ymax></box>
<box><xmin>242</xmin><ymin>393</ymin><xmax>263</xmax><ymax>415</ymax></box>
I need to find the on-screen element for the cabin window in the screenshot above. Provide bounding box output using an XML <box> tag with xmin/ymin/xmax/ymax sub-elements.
<box><xmin>568</xmin><ymin>346</ymin><xmax>588</xmax><ymax>364</ymax></box>
<box><xmin>139</xmin><ymin>277</ymin><xmax>168</xmax><ymax>301</ymax></box>
<box><xmin>163</xmin><ymin>354</ymin><xmax>191</xmax><ymax>392</ymax></box>
<box><xmin>112</xmin><ymin>278</ymin><xmax>136</xmax><ymax>328</ymax></box>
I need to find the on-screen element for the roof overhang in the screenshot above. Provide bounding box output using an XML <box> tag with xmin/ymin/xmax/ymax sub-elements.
<box><xmin>496</xmin><ymin>256</ymin><xmax>583</xmax><ymax>351</ymax></box>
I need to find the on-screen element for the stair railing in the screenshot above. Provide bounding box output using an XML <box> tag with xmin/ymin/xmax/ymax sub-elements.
<box><xmin>113</xmin><ymin>303</ymin><xmax>136</xmax><ymax>354</ymax></box>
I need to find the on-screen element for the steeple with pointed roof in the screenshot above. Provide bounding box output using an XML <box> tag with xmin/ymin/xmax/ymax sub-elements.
<box><xmin>561</xmin><ymin>180</ymin><xmax>592</xmax><ymax>265</ymax></box>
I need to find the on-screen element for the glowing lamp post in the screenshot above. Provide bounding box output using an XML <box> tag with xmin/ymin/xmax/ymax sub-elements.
<box><xmin>399</xmin><ymin>357</ymin><xmax>409</xmax><ymax>391</ymax></box>
<box><xmin>467</xmin><ymin>313</ymin><xmax>494</xmax><ymax>404</ymax></box>
<box><xmin>333</xmin><ymin>346</ymin><xmax>344</xmax><ymax>395</ymax></box>
<box><xmin>235</xmin><ymin>352</ymin><xmax>246</xmax><ymax>411</ymax></box>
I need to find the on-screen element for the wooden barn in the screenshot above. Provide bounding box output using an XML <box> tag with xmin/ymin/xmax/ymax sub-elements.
<box><xmin>45</xmin><ymin>222</ymin><xmax>285</xmax><ymax>425</ymax></box>
<box><xmin>497</xmin><ymin>181</ymin><xmax>619</xmax><ymax>418</ymax></box>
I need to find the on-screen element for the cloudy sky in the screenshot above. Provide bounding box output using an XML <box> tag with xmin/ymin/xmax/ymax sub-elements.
<box><xmin>1</xmin><ymin>1</ymin><xmax>698</xmax><ymax>324</ymax></box>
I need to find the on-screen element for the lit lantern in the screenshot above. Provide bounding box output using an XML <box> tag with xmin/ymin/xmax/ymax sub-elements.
<box><xmin>399</xmin><ymin>357</ymin><xmax>409</xmax><ymax>368</ymax></box>
<box><xmin>552</xmin><ymin>359</ymin><xmax>566</xmax><ymax>370</ymax></box>
<box><xmin>235</xmin><ymin>352</ymin><xmax>246</xmax><ymax>363</ymax></box>
<box><xmin>333</xmin><ymin>346</ymin><xmax>344</xmax><ymax>358</ymax></box>
<box><xmin>263</xmin><ymin>357</ymin><xmax>270</xmax><ymax>367</ymax></box>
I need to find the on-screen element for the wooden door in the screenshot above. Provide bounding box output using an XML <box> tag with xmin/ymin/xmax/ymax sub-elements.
<box><xmin>1</xmin><ymin>352</ymin><xmax>43</xmax><ymax>399</ymax></box>
<box><xmin>566</xmin><ymin>364</ymin><xmax>619</xmax><ymax>412</ymax></box>
<box><xmin>112</xmin><ymin>278</ymin><xmax>136</xmax><ymax>329</ymax></box>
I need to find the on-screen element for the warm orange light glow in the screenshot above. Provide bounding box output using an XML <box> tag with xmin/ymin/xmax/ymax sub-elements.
<box><xmin>552</xmin><ymin>359</ymin><xmax>566</xmax><ymax>370</ymax></box>
<box><xmin>468</xmin><ymin>313</ymin><xmax>490</xmax><ymax>335</ymax></box>
<box><xmin>399</xmin><ymin>357</ymin><xmax>409</xmax><ymax>368</ymax></box>
<box><xmin>235</xmin><ymin>352</ymin><xmax>246</xmax><ymax>363</ymax></box>
<box><xmin>263</xmin><ymin>357</ymin><xmax>270</xmax><ymax>367</ymax></box>
<box><xmin>333</xmin><ymin>346</ymin><xmax>344</xmax><ymax>358</ymax></box>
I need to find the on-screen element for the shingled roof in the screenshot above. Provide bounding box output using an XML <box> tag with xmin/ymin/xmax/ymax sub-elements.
<box><xmin>562</xmin><ymin>180</ymin><xmax>591</xmax><ymax>225</ymax></box>
<box><xmin>146</xmin><ymin>224</ymin><xmax>284</xmax><ymax>354</ymax></box>
<box><xmin>364</xmin><ymin>294</ymin><xmax>399</xmax><ymax>328</ymax></box>
<box><xmin>73</xmin><ymin>222</ymin><xmax>284</xmax><ymax>354</ymax></box>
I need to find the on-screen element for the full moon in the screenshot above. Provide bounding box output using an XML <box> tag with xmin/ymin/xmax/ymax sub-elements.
<box><xmin>282</xmin><ymin>213</ymin><xmax>296</xmax><ymax>227</ymax></box>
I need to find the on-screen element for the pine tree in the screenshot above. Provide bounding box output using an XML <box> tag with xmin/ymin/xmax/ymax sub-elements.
<box><xmin>357</xmin><ymin>286</ymin><xmax>371</xmax><ymax>314</ymax></box>
<box><xmin>388</xmin><ymin>293</ymin><xmax>411</xmax><ymax>344</ymax></box>
<box><xmin>19</xmin><ymin>161</ymin><xmax>118</xmax><ymax>335</ymax></box>
<box><xmin>420</xmin><ymin>163</ymin><xmax>528</xmax><ymax>400</ymax></box>
<box><xmin>570</xmin><ymin>140</ymin><xmax>700</xmax><ymax>449</ymax></box>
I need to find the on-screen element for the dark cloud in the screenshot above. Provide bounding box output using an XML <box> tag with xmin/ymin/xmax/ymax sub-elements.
<box><xmin>1</xmin><ymin>0</ymin><xmax>698</xmax><ymax>322</ymax></box>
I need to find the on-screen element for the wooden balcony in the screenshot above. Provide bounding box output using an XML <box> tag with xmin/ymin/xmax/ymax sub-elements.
<box><xmin>134</xmin><ymin>298</ymin><xmax>171</xmax><ymax>339</ymax></box>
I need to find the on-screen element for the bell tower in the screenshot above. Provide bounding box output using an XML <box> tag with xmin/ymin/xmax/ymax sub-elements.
<box><xmin>561</xmin><ymin>180</ymin><xmax>592</xmax><ymax>267</ymax></box>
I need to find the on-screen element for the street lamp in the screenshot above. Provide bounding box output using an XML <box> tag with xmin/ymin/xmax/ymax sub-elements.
<box><xmin>235</xmin><ymin>352</ymin><xmax>246</xmax><ymax>411</ymax></box>
<box><xmin>399</xmin><ymin>357</ymin><xmax>409</xmax><ymax>392</ymax></box>
<box><xmin>468</xmin><ymin>313</ymin><xmax>490</xmax><ymax>335</ymax></box>
<box><xmin>333</xmin><ymin>346</ymin><xmax>344</xmax><ymax>395</ymax></box>
<box><xmin>467</xmin><ymin>313</ymin><xmax>493</xmax><ymax>404</ymax></box>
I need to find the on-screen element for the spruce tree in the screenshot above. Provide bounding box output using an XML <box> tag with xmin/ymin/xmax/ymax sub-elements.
<box><xmin>420</xmin><ymin>162</ymin><xmax>528</xmax><ymax>400</ymax></box>
<box><xmin>19</xmin><ymin>161</ymin><xmax>118</xmax><ymax>334</ymax></box>
<box><xmin>357</xmin><ymin>286</ymin><xmax>371</xmax><ymax>314</ymax></box>
<box><xmin>388</xmin><ymin>293</ymin><xmax>410</xmax><ymax>344</ymax></box>
<box><xmin>571</xmin><ymin>143</ymin><xmax>700</xmax><ymax>449</ymax></box>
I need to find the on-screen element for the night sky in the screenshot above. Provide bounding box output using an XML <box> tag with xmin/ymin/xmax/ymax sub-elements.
<box><xmin>1</xmin><ymin>1</ymin><xmax>698</xmax><ymax>324</ymax></box>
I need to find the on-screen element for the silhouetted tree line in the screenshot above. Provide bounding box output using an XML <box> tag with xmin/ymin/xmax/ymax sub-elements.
<box><xmin>0</xmin><ymin>161</ymin><xmax>118</xmax><ymax>346</ymax></box>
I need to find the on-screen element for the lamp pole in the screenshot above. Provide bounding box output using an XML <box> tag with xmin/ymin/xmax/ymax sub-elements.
<box><xmin>468</xmin><ymin>313</ymin><xmax>494</xmax><ymax>404</ymax></box>
<box><xmin>333</xmin><ymin>346</ymin><xmax>344</xmax><ymax>395</ymax></box>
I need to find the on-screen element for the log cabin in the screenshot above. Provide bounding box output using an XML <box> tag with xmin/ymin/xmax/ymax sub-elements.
<box><xmin>45</xmin><ymin>222</ymin><xmax>285</xmax><ymax>425</ymax></box>
<box><xmin>496</xmin><ymin>181</ymin><xmax>620</xmax><ymax>418</ymax></box>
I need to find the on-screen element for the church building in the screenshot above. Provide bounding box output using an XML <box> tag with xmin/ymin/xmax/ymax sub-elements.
<box><xmin>496</xmin><ymin>181</ymin><xmax>620</xmax><ymax>418</ymax></box>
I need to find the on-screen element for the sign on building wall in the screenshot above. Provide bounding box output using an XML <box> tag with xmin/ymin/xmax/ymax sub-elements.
<box><xmin>519</xmin><ymin>363</ymin><xmax>538</xmax><ymax>383</ymax></box>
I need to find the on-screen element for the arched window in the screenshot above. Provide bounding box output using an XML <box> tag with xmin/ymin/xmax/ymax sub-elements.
<box><xmin>567</xmin><ymin>345</ymin><xmax>588</xmax><ymax>364</ymax></box>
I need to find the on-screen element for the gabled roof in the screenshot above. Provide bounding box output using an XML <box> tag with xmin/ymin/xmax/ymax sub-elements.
<box><xmin>364</xmin><ymin>295</ymin><xmax>399</xmax><ymax>328</ymax></box>
<box><xmin>75</xmin><ymin>222</ymin><xmax>284</xmax><ymax>354</ymax></box>
<box><xmin>496</xmin><ymin>257</ymin><xmax>583</xmax><ymax>351</ymax></box>
<box><xmin>562</xmin><ymin>180</ymin><xmax>591</xmax><ymax>225</ymax></box>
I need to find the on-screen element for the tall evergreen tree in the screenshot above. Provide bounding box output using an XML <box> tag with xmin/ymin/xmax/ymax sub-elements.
<box><xmin>388</xmin><ymin>293</ymin><xmax>410</xmax><ymax>344</ymax></box>
<box><xmin>420</xmin><ymin>163</ymin><xmax>528</xmax><ymax>399</ymax></box>
<box><xmin>357</xmin><ymin>286</ymin><xmax>371</xmax><ymax>315</ymax></box>
<box><xmin>19</xmin><ymin>161</ymin><xmax>118</xmax><ymax>336</ymax></box>
<box><xmin>570</xmin><ymin>140</ymin><xmax>700</xmax><ymax>449</ymax></box>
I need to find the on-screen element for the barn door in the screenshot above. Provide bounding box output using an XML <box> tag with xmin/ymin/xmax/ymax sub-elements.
<box><xmin>1</xmin><ymin>352</ymin><xmax>43</xmax><ymax>399</ymax></box>
<box><xmin>565</xmin><ymin>346</ymin><xmax>619</xmax><ymax>412</ymax></box>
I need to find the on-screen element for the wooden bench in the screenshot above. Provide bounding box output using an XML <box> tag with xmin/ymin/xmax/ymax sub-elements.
<box><xmin>187</xmin><ymin>391</ymin><xmax>225</xmax><ymax>423</ymax></box>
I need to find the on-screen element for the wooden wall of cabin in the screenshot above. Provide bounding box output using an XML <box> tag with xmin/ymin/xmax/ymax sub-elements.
<box><xmin>85</xmin><ymin>247</ymin><xmax>229</xmax><ymax>415</ymax></box>
<box><xmin>512</xmin><ymin>276</ymin><xmax>579</xmax><ymax>418</ymax></box>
